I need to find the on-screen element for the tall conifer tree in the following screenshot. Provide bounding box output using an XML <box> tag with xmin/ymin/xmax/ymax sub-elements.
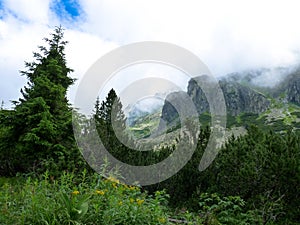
<box><xmin>3</xmin><ymin>27</ymin><xmax>83</xmax><ymax>174</ymax></box>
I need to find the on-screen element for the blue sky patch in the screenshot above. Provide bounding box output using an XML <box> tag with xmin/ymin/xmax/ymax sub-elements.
<box><xmin>0</xmin><ymin>1</ymin><xmax>4</xmax><ymax>19</ymax></box>
<box><xmin>52</xmin><ymin>0</ymin><xmax>81</xmax><ymax>20</ymax></box>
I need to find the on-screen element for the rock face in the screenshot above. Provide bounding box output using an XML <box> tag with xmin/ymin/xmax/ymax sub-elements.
<box><xmin>287</xmin><ymin>80</ymin><xmax>300</xmax><ymax>105</ymax></box>
<box><xmin>218</xmin><ymin>80</ymin><xmax>270</xmax><ymax>116</ymax></box>
<box><xmin>286</xmin><ymin>72</ymin><xmax>300</xmax><ymax>105</ymax></box>
<box><xmin>160</xmin><ymin>91</ymin><xmax>198</xmax><ymax>126</ymax></box>
<box><xmin>271</xmin><ymin>69</ymin><xmax>300</xmax><ymax>105</ymax></box>
<box><xmin>161</xmin><ymin>76</ymin><xmax>270</xmax><ymax>125</ymax></box>
<box><xmin>161</xmin><ymin>91</ymin><xmax>184</xmax><ymax>125</ymax></box>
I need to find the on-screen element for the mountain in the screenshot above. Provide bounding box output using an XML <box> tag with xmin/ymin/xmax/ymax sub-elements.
<box><xmin>127</xmin><ymin>108</ymin><xmax>162</xmax><ymax>139</ymax></box>
<box><xmin>222</xmin><ymin>66</ymin><xmax>300</xmax><ymax>102</ymax></box>
<box><xmin>190</xmin><ymin>77</ymin><xmax>270</xmax><ymax>116</ymax></box>
<box><xmin>273</xmin><ymin>69</ymin><xmax>300</xmax><ymax>105</ymax></box>
<box><xmin>287</xmin><ymin>72</ymin><xmax>300</xmax><ymax>105</ymax></box>
<box><xmin>125</xmin><ymin>97</ymin><xmax>164</xmax><ymax>126</ymax></box>
<box><xmin>126</xmin><ymin>67</ymin><xmax>300</xmax><ymax>139</ymax></box>
<box><xmin>222</xmin><ymin>67</ymin><xmax>295</xmax><ymax>88</ymax></box>
<box><xmin>161</xmin><ymin>75</ymin><xmax>271</xmax><ymax>126</ymax></box>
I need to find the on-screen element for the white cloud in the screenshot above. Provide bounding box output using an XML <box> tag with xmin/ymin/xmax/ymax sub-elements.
<box><xmin>3</xmin><ymin>0</ymin><xmax>52</xmax><ymax>24</ymax></box>
<box><xmin>2</xmin><ymin>0</ymin><xmax>300</xmax><ymax>108</ymax></box>
<box><xmin>64</xmin><ymin>29</ymin><xmax>118</xmax><ymax>103</ymax></box>
<box><xmin>0</xmin><ymin>18</ymin><xmax>50</xmax><ymax>107</ymax></box>
<box><xmin>78</xmin><ymin>0</ymin><xmax>300</xmax><ymax>75</ymax></box>
<box><xmin>0</xmin><ymin>1</ymin><xmax>117</xmax><ymax>107</ymax></box>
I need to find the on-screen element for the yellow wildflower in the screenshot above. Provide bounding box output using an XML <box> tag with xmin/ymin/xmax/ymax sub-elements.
<box><xmin>95</xmin><ymin>190</ymin><xmax>105</xmax><ymax>195</ymax></box>
<box><xmin>130</xmin><ymin>198</ymin><xmax>134</xmax><ymax>203</ymax></box>
<box><xmin>112</xmin><ymin>182</ymin><xmax>117</xmax><ymax>188</ymax></box>
<box><xmin>72</xmin><ymin>190</ymin><xmax>79</xmax><ymax>195</ymax></box>
<box><xmin>107</xmin><ymin>176</ymin><xmax>120</xmax><ymax>184</ymax></box>
<box><xmin>118</xmin><ymin>201</ymin><xmax>123</xmax><ymax>206</ymax></box>
<box><xmin>136</xmin><ymin>198</ymin><xmax>144</xmax><ymax>205</ymax></box>
<box><xmin>129</xmin><ymin>186</ymin><xmax>138</xmax><ymax>191</ymax></box>
<box><xmin>158</xmin><ymin>217</ymin><xmax>166</xmax><ymax>223</ymax></box>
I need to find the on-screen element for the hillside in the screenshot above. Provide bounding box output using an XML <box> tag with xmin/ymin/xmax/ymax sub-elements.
<box><xmin>127</xmin><ymin>67</ymin><xmax>300</xmax><ymax>140</ymax></box>
<box><xmin>127</xmin><ymin>109</ymin><xmax>162</xmax><ymax>139</ymax></box>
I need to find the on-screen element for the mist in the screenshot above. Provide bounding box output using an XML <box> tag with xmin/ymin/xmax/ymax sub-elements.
<box><xmin>1</xmin><ymin>0</ymin><xmax>300</xmax><ymax>108</ymax></box>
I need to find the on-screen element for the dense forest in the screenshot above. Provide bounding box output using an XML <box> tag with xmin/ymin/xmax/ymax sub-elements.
<box><xmin>0</xmin><ymin>28</ymin><xmax>299</xmax><ymax>224</ymax></box>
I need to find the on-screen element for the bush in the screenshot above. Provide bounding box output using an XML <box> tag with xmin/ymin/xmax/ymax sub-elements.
<box><xmin>210</xmin><ymin>126</ymin><xmax>300</xmax><ymax>224</ymax></box>
<box><xmin>194</xmin><ymin>192</ymin><xmax>262</xmax><ymax>225</ymax></box>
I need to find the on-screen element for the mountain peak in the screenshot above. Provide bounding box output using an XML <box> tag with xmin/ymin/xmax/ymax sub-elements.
<box><xmin>161</xmin><ymin>76</ymin><xmax>271</xmax><ymax>126</ymax></box>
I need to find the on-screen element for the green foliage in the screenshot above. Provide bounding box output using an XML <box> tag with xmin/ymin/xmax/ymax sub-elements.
<box><xmin>128</xmin><ymin>110</ymin><xmax>162</xmax><ymax>139</ymax></box>
<box><xmin>92</xmin><ymin>89</ymin><xmax>175</xmax><ymax>168</ymax></box>
<box><xmin>0</xmin><ymin>171</ymin><xmax>170</xmax><ymax>225</ymax></box>
<box><xmin>148</xmin><ymin>126</ymin><xmax>212</xmax><ymax>204</ymax></box>
<box><xmin>291</xmin><ymin>111</ymin><xmax>300</xmax><ymax>117</ymax></box>
<box><xmin>199</xmin><ymin>112</ymin><xmax>211</xmax><ymax>127</ymax></box>
<box><xmin>0</xmin><ymin>109</ymin><xmax>18</xmax><ymax>175</ymax></box>
<box><xmin>59</xmin><ymin>191</ymin><xmax>90</xmax><ymax>222</ymax></box>
<box><xmin>207</xmin><ymin>126</ymin><xmax>300</xmax><ymax>224</ymax></box>
<box><xmin>1</xmin><ymin>27</ymin><xmax>299</xmax><ymax>224</ymax></box>
<box><xmin>195</xmin><ymin>192</ymin><xmax>262</xmax><ymax>224</ymax></box>
<box><xmin>93</xmin><ymin>90</ymin><xmax>130</xmax><ymax>157</ymax></box>
<box><xmin>0</xmin><ymin>27</ymin><xmax>86</xmax><ymax>176</ymax></box>
<box><xmin>146</xmin><ymin>125</ymin><xmax>299</xmax><ymax>224</ymax></box>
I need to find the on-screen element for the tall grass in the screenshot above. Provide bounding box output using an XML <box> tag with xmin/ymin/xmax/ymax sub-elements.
<box><xmin>0</xmin><ymin>170</ymin><xmax>170</xmax><ymax>225</ymax></box>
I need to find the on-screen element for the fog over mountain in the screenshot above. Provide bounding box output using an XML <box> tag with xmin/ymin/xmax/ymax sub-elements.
<box><xmin>220</xmin><ymin>66</ymin><xmax>299</xmax><ymax>88</ymax></box>
<box><xmin>126</xmin><ymin>65</ymin><xmax>300</xmax><ymax>128</ymax></box>
<box><xmin>2</xmin><ymin>1</ymin><xmax>300</xmax><ymax>110</ymax></box>
<box><xmin>125</xmin><ymin>93</ymin><xmax>167</xmax><ymax>126</ymax></box>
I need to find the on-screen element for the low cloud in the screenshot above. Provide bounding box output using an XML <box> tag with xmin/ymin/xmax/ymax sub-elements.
<box><xmin>1</xmin><ymin>0</ymin><xmax>300</xmax><ymax>108</ymax></box>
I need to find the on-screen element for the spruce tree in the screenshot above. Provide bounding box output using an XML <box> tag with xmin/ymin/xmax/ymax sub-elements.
<box><xmin>94</xmin><ymin>89</ymin><xmax>128</xmax><ymax>154</ymax></box>
<box><xmin>3</xmin><ymin>27</ymin><xmax>83</xmax><ymax>175</ymax></box>
<box><xmin>93</xmin><ymin>89</ymin><xmax>168</xmax><ymax>167</ymax></box>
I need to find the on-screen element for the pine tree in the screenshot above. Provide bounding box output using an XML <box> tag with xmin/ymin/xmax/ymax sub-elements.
<box><xmin>93</xmin><ymin>89</ymin><xmax>174</xmax><ymax>169</ymax></box>
<box><xmin>2</xmin><ymin>27</ymin><xmax>84</xmax><ymax>175</ymax></box>
<box><xmin>94</xmin><ymin>89</ymin><xmax>128</xmax><ymax>154</ymax></box>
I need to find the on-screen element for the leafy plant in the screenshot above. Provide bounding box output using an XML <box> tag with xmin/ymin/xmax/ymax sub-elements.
<box><xmin>196</xmin><ymin>192</ymin><xmax>262</xmax><ymax>225</ymax></box>
<box><xmin>0</xmin><ymin>171</ymin><xmax>170</xmax><ymax>225</ymax></box>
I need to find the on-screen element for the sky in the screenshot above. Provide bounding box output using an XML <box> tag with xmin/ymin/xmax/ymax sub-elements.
<box><xmin>1</xmin><ymin>0</ymin><xmax>300</xmax><ymax>109</ymax></box>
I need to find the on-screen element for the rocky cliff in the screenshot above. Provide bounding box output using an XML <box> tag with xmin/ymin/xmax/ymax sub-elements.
<box><xmin>283</xmin><ymin>71</ymin><xmax>300</xmax><ymax>105</ymax></box>
<box><xmin>161</xmin><ymin>75</ymin><xmax>271</xmax><ymax>125</ymax></box>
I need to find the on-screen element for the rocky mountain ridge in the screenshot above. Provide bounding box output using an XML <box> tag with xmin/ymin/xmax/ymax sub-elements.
<box><xmin>127</xmin><ymin>67</ymin><xmax>300</xmax><ymax>138</ymax></box>
<box><xmin>161</xmin><ymin>76</ymin><xmax>272</xmax><ymax>125</ymax></box>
